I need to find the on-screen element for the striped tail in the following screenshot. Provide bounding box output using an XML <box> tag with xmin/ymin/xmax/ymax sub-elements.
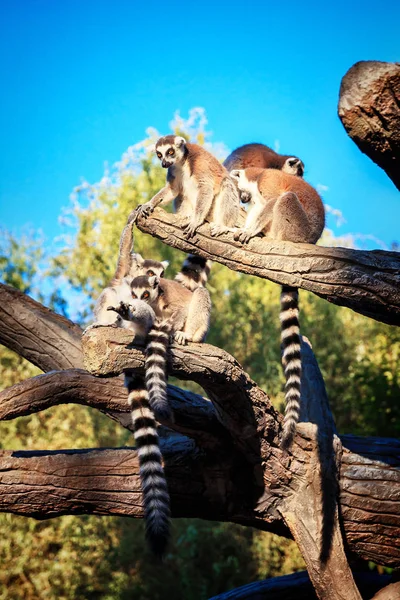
<box><xmin>145</xmin><ymin>318</ymin><xmax>172</xmax><ymax>421</ymax></box>
<box><xmin>280</xmin><ymin>286</ymin><xmax>302</xmax><ymax>450</ymax></box>
<box><xmin>174</xmin><ymin>255</ymin><xmax>212</xmax><ymax>291</ymax></box>
<box><xmin>126</xmin><ymin>374</ymin><xmax>170</xmax><ymax>558</ymax></box>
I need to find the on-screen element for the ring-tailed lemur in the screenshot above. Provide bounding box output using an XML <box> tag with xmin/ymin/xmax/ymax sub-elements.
<box><xmin>110</xmin><ymin>299</ymin><xmax>171</xmax><ymax>557</ymax></box>
<box><xmin>130</xmin><ymin>135</ymin><xmax>240</xmax><ymax>239</ymax></box>
<box><xmin>224</xmin><ymin>143</ymin><xmax>304</xmax><ymax>178</ymax></box>
<box><xmin>230</xmin><ymin>167</ymin><xmax>325</xmax><ymax>450</ymax></box>
<box><xmin>130</xmin><ymin>274</ymin><xmax>211</xmax><ymax>346</ymax></box>
<box><xmin>91</xmin><ymin>221</ymin><xmax>168</xmax><ymax>329</ymax></box>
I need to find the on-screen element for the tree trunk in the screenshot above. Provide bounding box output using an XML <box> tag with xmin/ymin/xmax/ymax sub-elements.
<box><xmin>338</xmin><ymin>61</ymin><xmax>400</xmax><ymax>190</ymax></box>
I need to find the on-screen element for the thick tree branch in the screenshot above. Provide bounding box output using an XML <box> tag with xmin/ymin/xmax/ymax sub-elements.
<box><xmin>0</xmin><ymin>435</ymin><xmax>398</xmax><ymax>567</ymax></box>
<box><xmin>277</xmin><ymin>338</ymin><xmax>361</xmax><ymax>600</ymax></box>
<box><xmin>0</xmin><ymin>370</ymin><xmax>226</xmax><ymax>449</ymax></box>
<box><xmin>82</xmin><ymin>326</ymin><xmax>278</xmax><ymax>464</ymax></box>
<box><xmin>338</xmin><ymin>61</ymin><xmax>400</xmax><ymax>190</ymax></box>
<box><xmin>0</xmin><ymin>283</ymin><xmax>83</xmax><ymax>370</ymax></box>
<box><xmin>0</xmin><ymin>443</ymin><xmax>247</xmax><ymax>524</ymax></box>
<box><xmin>134</xmin><ymin>211</ymin><xmax>400</xmax><ymax>327</ymax></box>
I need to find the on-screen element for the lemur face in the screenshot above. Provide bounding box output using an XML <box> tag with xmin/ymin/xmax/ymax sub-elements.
<box><xmin>132</xmin><ymin>254</ymin><xmax>169</xmax><ymax>279</ymax></box>
<box><xmin>155</xmin><ymin>135</ymin><xmax>187</xmax><ymax>168</ymax></box>
<box><xmin>130</xmin><ymin>275</ymin><xmax>160</xmax><ymax>304</ymax></box>
<box><xmin>283</xmin><ymin>157</ymin><xmax>304</xmax><ymax>178</ymax></box>
<box><xmin>230</xmin><ymin>170</ymin><xmax>255</xmax><ymax>204</ymax></box>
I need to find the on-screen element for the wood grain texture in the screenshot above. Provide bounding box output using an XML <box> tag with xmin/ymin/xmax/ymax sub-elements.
<box><xmin>338</xmin><ymin>60</ymin><xmax>400</xmax><ymax>190</ymax></box>
<box><xmin>0</xmin><ymin>283</ymin><xmax>83</xmax><ymax>371</ymax></box>
<box><xmin>134</xmin><ymin>211</ymin><xmax>400</xmax><ymax>326</ymax></box>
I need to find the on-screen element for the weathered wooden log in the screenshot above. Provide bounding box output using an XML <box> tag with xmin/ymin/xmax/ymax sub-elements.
<box><xmin>338</xmin><ymin>61</ymin><xmax>400</xmax><ymax>190</ymax></box>
<box><xmin>0</xmin><ymin>283</ymin><xmax>83</xmax><ymax>370</ymax></box>
<box><xmin>133</xmin><ymin>211</ymin><xmax>400</xmax><ymax>327</ymax></box>
<box><xmin>1</xmin><ymin>324</ymin><xmax>400</xmax><ymax>572</ymax></box>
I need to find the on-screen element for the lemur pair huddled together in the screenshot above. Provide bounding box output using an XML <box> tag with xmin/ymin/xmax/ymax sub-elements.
<box><xmin>91</xmin><ymin>221</ymin><xmax>211</xmax><ymax>556</ymax></box>
<box><xmin>91</xmin><ymin>136</ymin><xmax>325</xmax><ymax>557</ymax></box>
<box><xmin>132</xmin><ymin>136</ymin><xmax>324</xmax><ymax>450</ymax></box>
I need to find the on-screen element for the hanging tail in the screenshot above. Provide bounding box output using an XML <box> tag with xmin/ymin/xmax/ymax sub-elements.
<box><xmin>126</xmin><ymin>374</ymin><xmax>170</xmax><ymax>558</ymax></box>
<box><xmin>145</xmin><ymin>318</ymin><xmax>173</xmax><ymax>421</ymax></box>
<box><xmin>174</xmin><ymin>255</ymin><xmax>212</xmax><ymax>291</ymax></box>
<box><xmin>280</xmin><ymin>286</ymin><xmax>302</xmax><ymax>450</ymax></box>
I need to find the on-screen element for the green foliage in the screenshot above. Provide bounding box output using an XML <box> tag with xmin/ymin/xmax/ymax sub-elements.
<box><xmin>0</xmin><ymin>109</ymin><xmax>398</xmax><ymax>598</ymax></box>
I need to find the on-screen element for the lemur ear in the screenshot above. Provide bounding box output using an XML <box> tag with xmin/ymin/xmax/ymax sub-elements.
<box><xmin>161</xmin><ymin>260</ymin><xmax>169</xmax><ymax>270</ymax></box>
<box><xmin>148</xmin><ymin>276</ymin><xmax>160</xmax><ymax>288</ymax></box>
<box><xmin>175</xmin><ymin>136</ymin><xmax>187</xmax><ymax>148</ymax></box>
<box><xmin>230</xmin><ymin>169</ymin><xmax>241</xmax><ymax>180</ymax></box>
<box><xmin>132</xmin><ymin>253</ymin><xmax>144</xmax><ymax>265</ymax></box>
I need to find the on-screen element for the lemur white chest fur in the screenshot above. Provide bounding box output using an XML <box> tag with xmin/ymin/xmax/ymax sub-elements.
<box><xmin>171</xmin><ymin>161</ymin><xmax>198</xmax><ymax>217</ymax></box>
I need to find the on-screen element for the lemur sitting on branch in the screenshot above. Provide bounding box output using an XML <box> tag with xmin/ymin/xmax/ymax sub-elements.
<box><xmin>224</xmin><ymin>143</ymin><xmax>305</xmax><ymax>178</ymax></box>
<box><xmin>230</xmin><ymin>167</ymin><xmax>325</xmax><ymax>450</ymax></box>
<box><xmin>108</xmin><ymin>299</ymin><xmax>171</xmax><ymax>559</ymax></box>
<box><xmin>129</xmin><ymin>274</ymin><xmax>211</xmax><ymax>347</ymax></box>
<box><xmin>91</xmin><ymin>221</ymin><xmax>168</xmax><ymax>330</ymax></box>
<box><xmin>130</xmin><ymin>135</ymin><xmax>240</xmax><ymax>239</ymax></box>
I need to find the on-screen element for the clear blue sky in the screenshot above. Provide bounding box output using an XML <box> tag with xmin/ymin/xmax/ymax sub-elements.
<box><xmin>0</xmin><ymin>0</ymin><xmax>399</xmax><ymax>249</ymax></box>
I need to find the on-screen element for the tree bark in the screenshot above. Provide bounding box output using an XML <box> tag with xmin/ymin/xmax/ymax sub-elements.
<box><xmin>0</xmin><ymin>283</ymin><xmax>83</xmax><ymax>370</ymax></box>
<box><xmin>133</xmin><ymin>211</ymin><xmax>400</xmax><ymax>327</ymax></box>
<box><xmin>1</xmin><ymin>324</ymin><xmax>400</xmax><ymax>571</ymax></box>
<box><xmin>338</xmin><ymin>61</ymin><xmax>400</xmax><ymax>190</ymax></box>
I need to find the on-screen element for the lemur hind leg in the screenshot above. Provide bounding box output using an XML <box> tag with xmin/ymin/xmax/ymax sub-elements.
<box><xmin>209</xmin><ymin>178</ymin><xmax>240</xmax><ymax>236</ymax></box>
<box><xmin>234</xmin><ymin>198</ymin><xmax>276</xmax><ymax>244</ymax></box>
<box><xmin>271</xmin><ymin>192</ymin><xmax>312</xmax><ymax>243</ymax></box>
<box><xmin>174</xmin><ymin>288</ymin><xmax>211</xmax><ymax>345</ymax></box>
<box><xmin>183</xmin><ymin>184</ymin><xmax>214</xmax><ymax>239</ymax></box>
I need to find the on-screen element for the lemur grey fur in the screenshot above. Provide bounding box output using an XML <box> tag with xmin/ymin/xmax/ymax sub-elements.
<box><xmin>92</xmin><ymin>221</ymin><xmax>168</xmax><ymax>329</ymax></box>
<box><xmin>224</xmin><ymin>143</ymin><xmax>304</xmax><ymax>178</ymax></box>
<box><xmin>130</xmin><ymin>274</ymin><xmax>211</xmax><ymax>346</ymax></box>
<box><xmin>130</xmin><ymin>135</ymin><xmax>240</xmax><ymax>239</ymax></box>
<box><xmin>111</xmin><ymin>299</ymin><xmax>171</xmax><ymax>558</ymax></box>
<box><xmin>230</xmin><ymin>167</ymin><xmax>325</xmax><ymax>450</ymax></box>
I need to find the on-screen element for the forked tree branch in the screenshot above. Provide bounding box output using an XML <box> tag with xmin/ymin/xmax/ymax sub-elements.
<box><xmin>134</xmin><ymin>211</ymin><xmax>400</xmax><ymax>327</ymax></box>
<box><xmin>0</xmin><ymin>370</ymin><xmax>226</xmax><ymax>449</ymax></box>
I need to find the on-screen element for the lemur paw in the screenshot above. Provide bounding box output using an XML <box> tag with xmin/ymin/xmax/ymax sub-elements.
<box><xmin>83</xmin><ymin>323</ymin><xmax>102</xmax><ymax>333</ymax></box>
<box><xmin>234</xmin><ymin>229</ymin><xmax>252</xmax><ymax>244</ymax></box>
<box><xmin>174</xmin><ymin>331</ymin><xmax>189</xmax><ymax>345</ymax></box>
<box><xmin>108</xmin><ymin>302</ymin><xmax>132</xmax><ymax>320</ymax></box>
<box><xmin>183</xmin><ymin>221</ymin><xmax>199</xmax><ymax>239</ymax></box>
<box><xmin>134</xmin><ymin>203</ymin><xmax>154</xmax><ymax>220</ymax></box>
<box><xmin>83</xmin><ymin>322</ymin><xmax>119</xmax><ymax>334</ymax></box>
<box><xmin>210</xmin><ymin>223</ymin><xmax>228</xmax><ymax>237</ymax></box>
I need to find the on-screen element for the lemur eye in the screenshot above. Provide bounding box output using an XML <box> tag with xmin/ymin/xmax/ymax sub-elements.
<box><xmin>167</xmin><ymin>149</ymin><xmax>175</xmax><ymax>156</ymax></box>
<box><xmin>131</xmin><ymin>292</ymin><xmax>137</xmax><ymax>299</ymax></box>
<box><xmin>146</xmin><ymin>270</ymin><xmax>155</xmax><ymax>276</ymax></box>
<box><xmin>160</xmin><ymin>270</ymin><xmax>164</xmax><ymax>278</ymax></box>
<box><xmin>156</xmin><ymin>152</ymin><xmax>162</xmax><ymax>159</ymax></box>
<box><xmin>142</xmin><ymin>291</ymin><xmax>150</xmax><ymax>300</ymax></box>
